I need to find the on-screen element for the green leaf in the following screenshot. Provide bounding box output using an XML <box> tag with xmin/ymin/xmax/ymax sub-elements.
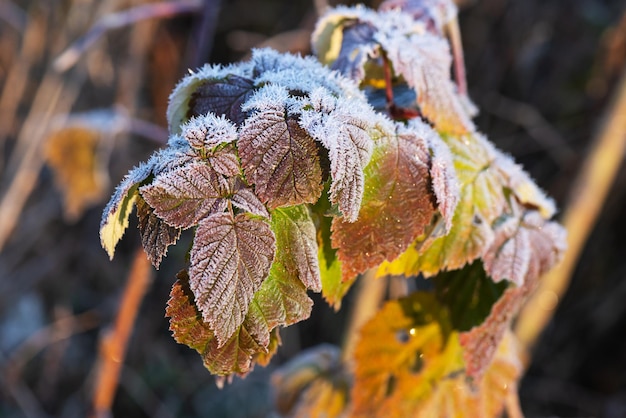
<box><xmin>271</xmin><ymin>206</ymin><xmax>322</xmax><ymax>291</ymax></box>
<box><xmin>100</xmin><ymin>161</ymin><xmax>153</xmax><ymax>259</ymax></box>
<box><xmin>312</xmin><ymin>194</ymin><xmax>353</xmax><ymax>310</ymax></box>
<box><xmin>140</xmin><ymin>161</ymin><xmax>229</xmax><ymax>229</ymax></box>
<box><xmin>432</xmin><ymin>260</ymin><xmax>508</xmax><ymax>332</ymax></box>
<box><xmin>239</xmin><ymin>102</ymin><xmax>323</xmax><ymax>208</ymax></box>
<box><xmin>136</xmin><ymin>196</ymin><xmax>181</xmax><ymax>268</ymax></box>
<box><xmin>189</xmin><ymin>212</ymin><xmax>275</xmax><ymax>345</ymax></box>
<box><xmin>331</xmin><ymin>122</ymin><xmax>436</xmax><ymax>281</ymax></box>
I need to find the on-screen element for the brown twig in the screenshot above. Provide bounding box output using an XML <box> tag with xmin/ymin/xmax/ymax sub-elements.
<box><xmin>92</xmin><ymin>248</ymin><xmax>154</xmax><ymax>418</ymax></box>
<box><xmin>515</xmin><ymin>65</ymin><xmax>626</xmax><ymax>365</ymax></box>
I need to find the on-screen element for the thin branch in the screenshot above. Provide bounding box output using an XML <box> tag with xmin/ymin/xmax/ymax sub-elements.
<box><xmin>515</xmin><ymin>65</ymin><xmax>626</xmax><ymax>365</ymax></box>
<box><xmin>91</xmin><ymin>249</ymin><xmax>154</xmax><ymax>418</ymax></box>
<box><xmin>54</xmin><ymin>0</ymin><xmax>203</xmax><ymax>73</ymax></box>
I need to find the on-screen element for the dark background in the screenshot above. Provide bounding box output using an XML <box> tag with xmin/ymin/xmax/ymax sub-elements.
<box><xmin>1</xmin><ymin>0</ymin><xmax>625</xmax><ymax>416</ymax></box>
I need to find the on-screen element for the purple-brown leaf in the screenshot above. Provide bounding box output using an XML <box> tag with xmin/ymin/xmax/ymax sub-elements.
<box><xmin>187</xmin><ymin>75</ymin><xmax>255</xmax><ymax>125</ymax></box>
<box><xmin>239</xmin><ymin>101</ymin><xmax>323</xmax><ymax>208</ymax></box>
<box><xmin>140</xmin><ymin>161</ymin><xmax>229</xmax><ymax>229</ymax></box>
<box><xmin>136</xmin><ymin>196</ymin><xmax>181</xmax><ymax>268</ymax></box>
<box><xmin>189</xmin><ymin>212</ymin><xmax>275</xmax><ymax>345</ymax></box>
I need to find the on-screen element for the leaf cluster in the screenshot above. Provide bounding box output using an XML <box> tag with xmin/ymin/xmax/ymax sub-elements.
<box><xmin>100</xmin><ymin>0</ymin><xmax>567</xmax><ymax>415</ymax></box>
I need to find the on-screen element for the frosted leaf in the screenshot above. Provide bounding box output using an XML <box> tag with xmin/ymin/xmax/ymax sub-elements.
<box><xmin>136</xmin><ymin>196</ymin><xmax>181</xmax><ymax>269</ymax></box>
<box><xmin>411</xmin><ymin>119</ymin><xmax>458</xmax><ymax>231</ymax></box>
<box><xmin>167</xmin><ymin>63</ymin><xmax>250</xmax><ymax>133</ymax></box>
<box><xmin>205</xmin><ymin>144</ymin><xmax>241</xmax><ymax>177</ymax></box>
<box><xmin>187</xmin><ymin>75</ymin><xmax>256</xmax><ymax>126</ymax></box>
<box><xmin>460</xmin><ymin>211</ymin><xmax>566</xmax><ymax>379</ymax></box>
<box><xmin>330</xmin><ymin>21</ymin><xmax>379</xmax><ymax>83</ymax></box>
<box><xmin>149</xmin><ymin>138</ymin><xmax>197</xmax><ymax>175</ymax></box>
<box><xmin>182</xmin><ymin>113</ymin><xmax>238</xmax><ymax>150</ymax></box>
<box><xmin>251</xmin><ymin>47</ymin><xmax>305</xmax><ymax>76</ymax></box>
<box><xmin>380</xmin><ymin>30</ymin><xmax>474</xmax><ymax>134</ymax></box>
<box><xmin>482</xmin><ymin>216</ymin><xmax>531</xmax><ymax>287</ymax></box>
<box><xmin>446</xmin><ymin>133</ymin><xmax>507</xmax><ymax>224</ymax></box>
<box><xmin>494</xmin><ymin>150</ymin><xmax>556</xmax><ymax>219</ymax></box>
<box><xmin>140</xmin><ymin>161</ymin><xmax>229</xmax><ymax>229</ymax></box>
<box><xmin>332</xmin><ymin>123</ymin><xmax>436</xmax><ymax>281</ymax></box>
<box><xmin>379</xmin><ymin>0</ymin><xmax>458</xmax><ymax>35</ymax></box>
<box><xmin>189</xmin><ymin>212</ymin><xmax>275</xmax><ymax>346</ymax></box>
<box><xmin>100</xmin><ymin>160</ymin><xmax>154</xmax><ymax>259</ymax></box>
<box><xmin>299</xmin><ymin>88</ymin><xmax>377</xmax><ymax>221</ymax></box>
<box><xmin>230</xmin><ymin>183</ymin><xmax>270</xmax><ymax>218</ymax></box>
<box><xmin>239</xmin><ymin>97</ymin><xmax>323</xmax><ymax>208</ymax></box>
<box><xmin>251</xmin><ymin>48</ymin><xmax>366</xmax><ymax>100</ymax></box>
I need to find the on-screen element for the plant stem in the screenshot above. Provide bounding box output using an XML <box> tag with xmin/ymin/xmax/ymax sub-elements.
<box><xmin>92</xmin><ymin>248</ymin><xmax>153</xmax><ymax>418</ymax></box>
<box><xmin>515</xmin><ymin>66</ymin><xmax>626</xmax><ymax>365</ymax></box>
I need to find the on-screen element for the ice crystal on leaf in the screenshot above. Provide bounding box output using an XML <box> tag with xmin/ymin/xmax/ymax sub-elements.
<box><xmin>182</xmin><ymin>113</ymin><xmax>238</xmax><ymax>151</ymax></box>
<box><xmin>140</xmin><ymin>161</ymin><xmax>230</xmax><ymax>229</ymax></box>
<box><xmin>298</xmin><ymin>88</ymin><xmax>379</xmax><ymax>221</ymax></box>
<box><xmin>189</xmin><ymin>212</ymin><xmax>275</xmax><ymax>346</ymax></box>
<box><xmin>239</xmin><ymin>90</ymin><xmax>324</xmax><ymax>208</ymax></box>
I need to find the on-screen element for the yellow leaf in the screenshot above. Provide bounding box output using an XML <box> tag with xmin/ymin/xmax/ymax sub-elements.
<box><xmin>352</xmin><ymin>294</ymin><xmax>521</xmax><ymax>418</ymax></box>
<box><xmin>44</xmin><ymin>126</ymin><xmax>108</xmax><ymax>221</ymax></box>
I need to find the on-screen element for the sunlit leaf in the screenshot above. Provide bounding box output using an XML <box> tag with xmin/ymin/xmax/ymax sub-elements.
<box><xmin>482</xmin><ymin>215</ymin><xmax>531</xmax><ymax>287</ymax></box>
<box><xmin>239</xmin><ymin>100</ymin><xmax>323</xmax><ymax>208</ymax></box>
<box><xmin>272</xmin><ymin>344</ymin><xmax>346</xmax><ymax>417</ymax></box>
<box><xmin>460</xmin><ymin>211</ymin><xmax>566</xmax><ymax>378</ymax></box>
<box><xmin>136</xmin><ymin>196</ymin><xmax>181</xmax><ymax>268</ymax></box>
<box><xmin>352</xmin><ymin>292</ymin><xmax>463</xmax><ymax>417</ymax></box>
<box><xmin>140</xmin><ymin>161</ymin><xmax>229</xmax><ymax>229</ymax></box>
<box><xmin>494</xmin><ymin>150</ymin><xmax>556</xmax><ymax>218</ymax></box>
<box><xmin>100</xmin><ymin>161</ymin><xmax>154</xmax><ymax>259</ymax></box>
<box><xmin>332</xmin><ymin>122</ymin><xmax>436</xmax><ymax>281</ymax></box>
<box><xmin>167</xmin><ymin>272</ymin><xmax>267</xmax><ymax>376</ymax></box>
<box><xmin>189</xmin><ymin>212</ymin><xmax>275</xmax><ymax>345</ymax></box>
<box><xmin>45</xmin><ymin>126</ymin><xmax>107</xmax><ymax>221</ymax></box>
<box><xmin>419</xmin><ymin>330</ymin><xmax>522</xmax><ymax>418</ymax></box>
<box><xmin>187</xmin><ymin>74</ymin><xmax>255</xmax><ymax>125</ymax></box>
<box><xmin>353</xmin><ymin>292</ymin><xmax>520</xmax><ymax>417</ymax></box>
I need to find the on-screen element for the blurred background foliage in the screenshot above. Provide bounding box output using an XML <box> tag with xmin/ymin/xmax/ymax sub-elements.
<box><xmin>0</xmin><ymin>0</ymin><xmax>625</xmax><ymax>417</ymax></box>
